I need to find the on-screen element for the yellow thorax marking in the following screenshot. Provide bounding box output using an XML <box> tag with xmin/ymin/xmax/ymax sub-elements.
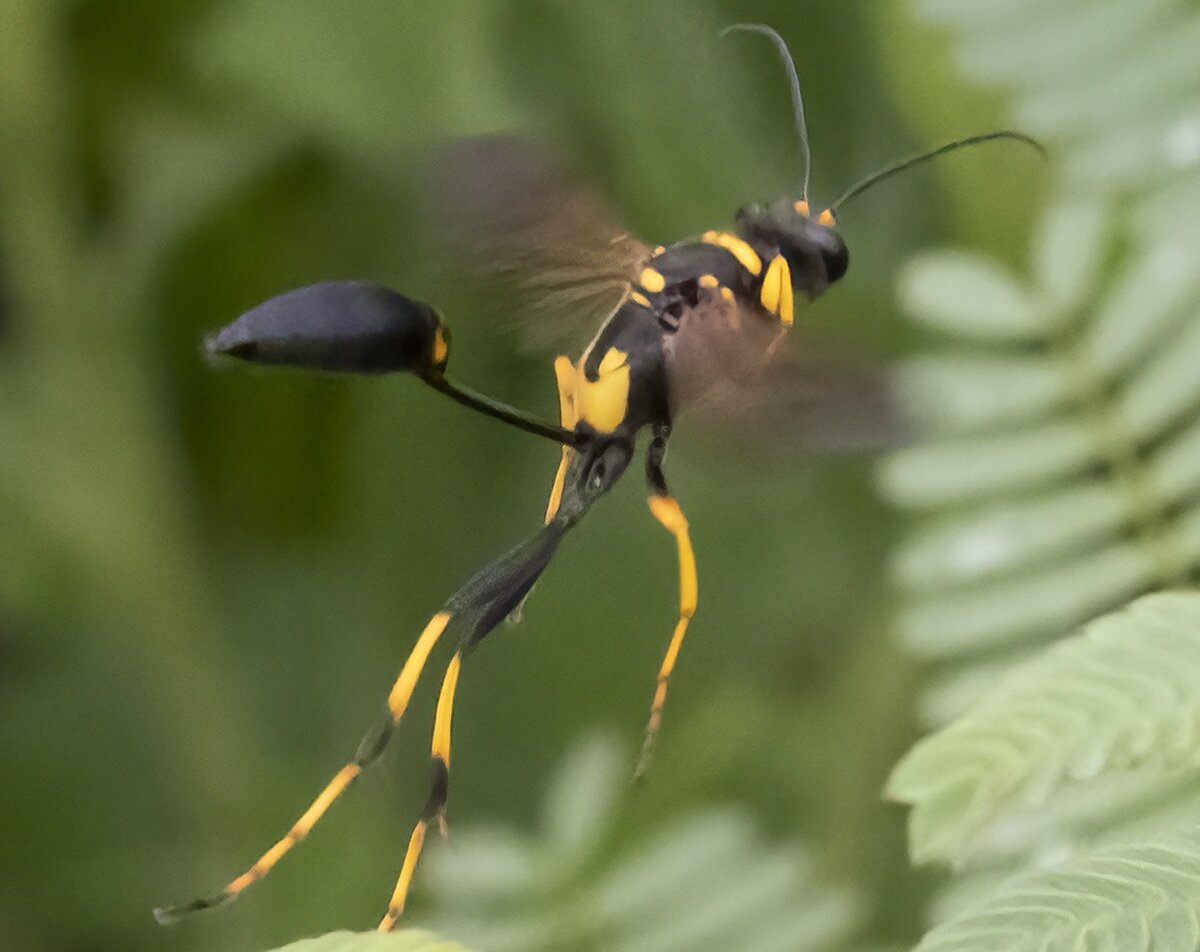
<box><xmin>760</xmin><ymin>255</ymin><xmax>795</xmax><ymax>326</ymax></box>
<box><xmin>640</xmin><ymin>267</ymin><xmax>666</xmax><ymax>293</ymax></box>
<box><xmin>575</xmin><ymin>347</ymin><xmax>630</xmax><ymax>434</ymax></box>
<box><xmin>793</xmin><ymin>199</ymin><xmax>811</xmax><ymax>216</ymax></box>
<box><xmin>630</xmin><ymin>290</ymin><xmax>652</xmax><ymax>308</ymax></box>
<box><xmin>818</xmin><ymin>208</ymin><xmax>836</xmax><ymax>226</ymax></box>
<box><xmin>701</xmin><ymin>230</ymin><xmax>762</xmax><ymax>276</ymax></box>
<box><xmin>545</xmin><ymin>356</ymin><xmax>577</xmax><ymax>524</ymax></box>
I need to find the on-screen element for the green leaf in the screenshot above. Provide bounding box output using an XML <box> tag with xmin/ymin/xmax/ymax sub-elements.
<box><xmin>540</xmin><ymin>731</ymin><xmax>623</xmax><ymax>862</ymax></box>
<box><xmin>896</xmin><ymin>354</ymin><xmax>1073</xmax><ymax>435</ymax></box>
<box><xmin>1030</xmin><ymin>195</ymin><xmax>1109</xmax><ymax>313</ymax></box>
<box><xmin>419</xmin><ymin>737</ymin><xmax>857</xmax><ymax>952</ymax></box>
<box><xmin>1080</xmin><ymin>241</ymin><xmax>1200</xmax><ymax>379</ymax></box>
<box><xmin>896</xmin><ymin>543</ymin><xmax>1155</xmax><ymax>659</ymax></box>
<box><xmin>897</xmin><ymin>252</ymin><xmax>1047</xmax><ymax>341</ymax></box>
<box><xmin>268</xmin><ymin>930</ymin><xmax>472</xmax><ymax>952</ymax></box>
<box><xmin>918</xmin><ymin>0</ymin><xmax>1062</xmax><ymax>28</ymax></box>
<box><xmin>1015</xmin><ymin>17</ymin><xmax>1200</xmax><ymax>137</ymax></box>
<box><xmin>894</xmin><ymin>480</ymin><xmax>1125</xmax><ymax>591</ymax></box>
<box><xmin>915</xmin><ymin>827</ymin><xmax>1200</xmax><ymax>952</ymax></box>
<box><xmin>954</xmin><ymin>0</ymin><xmax>1171</xmax><ymax>90</ymax></box>
<box><xmin>1116</xmin><ymin>316</ymin><xmax>1200</xmax><ymax>440</ymax></box>
<box><xmin>890</xmin><ymin>592</ymin><xmax>1200</xmax><ymax>865</ymax></box>
<box><xmin>191</xmin><ymin>0</ymin><xmax>525</xmax><ymax>159</ymax></box>
<box><xmin>880</xmin><ymin>419</ymin><xmax>1097</xmax><ymax>508</ymax></box>
<box><xmin>890</xmin><ymin>0</ymin><xmax>1200</xmax><ymax>933</ymax></box>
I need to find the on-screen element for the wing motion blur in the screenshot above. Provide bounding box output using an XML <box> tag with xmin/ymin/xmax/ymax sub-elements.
<box><xmin>426</xmin><ymin>135</ymin><xmax>652</xmax><ymax>351</ymax></box>
<box><xmin>667</xmin><ymin>290</ymin><xmax>908</xmax><ymax>454</ymax></box>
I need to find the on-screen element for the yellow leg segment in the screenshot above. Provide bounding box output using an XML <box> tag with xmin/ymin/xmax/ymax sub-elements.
<box><xmin>224</xmin><ymin>763</ymin><xmax>361</xmax><ymax>898</ymax></box>
<box><xmin>378</xmin><ymin>821</ymin><xmax>427</xmax><ymax>933</ymax></box>
<box><xmin>544</xmin><ymin>356</ymin><xmax>577</xmax><ymax>524</ymax></box>
<box><xmin>388</xmin><ymin>612</ymin><xmax>452</xmax><ymax>719</ymax></box>
<box><xmin>634</xmin><ymin>496</ymin><xmax>698</xmax><ymax>781</ymax></box>
<box><xmin>154</xmin><ymin>611</ymin><xmax>453</xmax><ymax>924</ymax></box>
<box><xmin>378</xmin><ymin>650</ymin><xmax>463</xmax><ymax>932</ymax></box>
<box><xmin>222</xmin><ymin>612</ymin><xmax>450</xmax><ymax>899</ymax></box>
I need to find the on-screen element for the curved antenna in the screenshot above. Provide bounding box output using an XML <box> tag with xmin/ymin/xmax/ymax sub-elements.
<box><xmin>831</xmin><ymin>130</ymin><xmax>1045</xmax><ymax>212</ymax></box>
<box><xmin>721</xmin><ymin>23</ymin><xmax>812</xmax><ymax>201</ymax></box>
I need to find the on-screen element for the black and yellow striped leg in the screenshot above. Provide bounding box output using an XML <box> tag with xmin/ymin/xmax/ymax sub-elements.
<box><xmin>154</xmin><ymin>611</ymin><xmax>453</xmax><ymax>924</ymax></box>
<box><xmin>378</xmin><ymin>649</ymin><xmax>463</xmax><ymax>931</ymax></box>
<box><xmin>634</xmin><ymin>426</ymin><xmax>698</xmax><ymax>782</ymax></box>
<box><xmin>375</xmin><ymin>519</ymin><xmax>571</xmax><ymax>929</ymax></box>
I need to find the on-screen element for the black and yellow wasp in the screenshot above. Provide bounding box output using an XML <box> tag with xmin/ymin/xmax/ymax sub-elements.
<box><xmin>156</xmin><ymin>24</ymin><xmax>1039</xmax><ymax>933</ymax></box>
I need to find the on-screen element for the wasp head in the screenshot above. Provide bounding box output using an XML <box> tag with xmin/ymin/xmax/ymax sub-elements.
<box><xmin>735</xmin><ymin>198</ymin><xmax>848</xmax><ymax>301</ymax></box>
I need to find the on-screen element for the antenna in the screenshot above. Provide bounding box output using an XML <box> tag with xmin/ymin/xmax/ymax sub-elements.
<box><xmin>722</xmin><ymin>23</ymin><xmax>812</xmax><ymax>201</ymax></box>
<box><xmin>831</xmin><ymin>130</ymin><xmax>1045</xmax><ymax>211</ymax></box>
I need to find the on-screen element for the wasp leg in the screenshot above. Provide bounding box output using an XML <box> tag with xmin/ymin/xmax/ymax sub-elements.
<box><xmin>376</xmin><ymin>519</ymin><xmax>571</xmax><ymax>929</ymax></box>
<box><xmin>544</xmin><ymin>355</ymin><xmax>578</xmax><ymax>524</ymax></box>
<box><xmin>634</xmin><ymin>426</ymin><xmax>698</xmax><ymax>782</ymax></box>
<box><xmin>378</xmin><ymin>648</ymin><xmax>462</xmax><ymax>931</ymax></box>
<box><xmin>153</xmin><ymin>611</ymin><xmax>453</xmax><ymax>924</ymax></box>
<box><xmin>504</xmin><ymin>356</ymin><xmax>576</xmax><ymax>626</ymax></box>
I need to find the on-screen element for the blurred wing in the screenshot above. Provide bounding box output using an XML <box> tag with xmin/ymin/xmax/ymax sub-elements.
<box><xmin>427</xmin><ymin>135</ymin><xmax>652</xmax><ymax>351</ymax></box>
<box><xmin>666</xmin><ymin>291</ymin><xmax>909</xmax><ymax>454</ymax></box>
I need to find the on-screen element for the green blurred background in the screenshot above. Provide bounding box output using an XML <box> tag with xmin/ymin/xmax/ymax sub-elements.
<box><xmin>0</xmin><ymin>1</ymin><xmax>1042</xmax><ymax>950</ymax></box>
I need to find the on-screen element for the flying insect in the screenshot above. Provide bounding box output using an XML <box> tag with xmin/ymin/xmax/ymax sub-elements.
<box><xmin>155</xmin><ymin>24</ymin><xmax>1041</xmax><ymax>933</ymax></box>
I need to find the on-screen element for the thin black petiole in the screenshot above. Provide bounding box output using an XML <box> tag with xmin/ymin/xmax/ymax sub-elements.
<box><xmin>423</xmin><ymin>374</ymin><xmax>585</xmax><ymax>447</ymax></box>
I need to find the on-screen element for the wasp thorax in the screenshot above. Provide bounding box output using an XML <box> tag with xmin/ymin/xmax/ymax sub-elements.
<box><xmin>735</xmin><ymin>197</ymin><xmax>849</xmax><ymax>301</ymax></box>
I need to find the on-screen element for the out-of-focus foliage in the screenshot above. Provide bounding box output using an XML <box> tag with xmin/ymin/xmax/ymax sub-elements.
<box><xmin>890</xmin><ymin>592</ymin><xmax>1200</xmax><ymax>865</ymax></box>
<box><xmin>418</xmin><ymin>735</ymin><xmax>857</xmax><ymax>952</ymax></box>
<box><xmin>884</xmin><ymin>0</ymin><xmax>1200</xmax><ymax>725</ymax></box>
<box><xmin>882</xmin><ymin>0</ymin><xmax>1200</xmax><ymax>945</ymax></box>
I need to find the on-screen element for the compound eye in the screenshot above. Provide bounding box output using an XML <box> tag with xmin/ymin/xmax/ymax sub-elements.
<box><xmin>821</xmin><ymin>236</ymin><xmax>849</xmax><ymax>283</ymax></box>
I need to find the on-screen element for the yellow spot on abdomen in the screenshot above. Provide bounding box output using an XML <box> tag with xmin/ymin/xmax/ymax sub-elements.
<box><xmin>698</xmin><ymin>273</ymin><xmax>719</xmax><ymax>289</ymax></box>
<box><xmin>719</xmin><ymin>286</ymin><xmax>735</xmax><ymax>304</ymax></box>
<box><xmin>760</xmin><ymin>255</ymin><xmax>794</xmax><ymax>326</ymax></box>
<box><xmin>640</xmin><ymin>267</ymin><xmax>666</xmax><ymax>293</ymax></box>
<box><xmin>630</xmin><ymin>290</ymin><xmax>651</xmax><ymax>308</ymax></box>
<box><xmin>702</xmin><ymin>231</ymin><xmax>762</xmax><ymax>276</ymax></box>
<box><xmin>575</xmin><ymin>348</ymin><xmax>630</xmax><ymax>434</ymax></box>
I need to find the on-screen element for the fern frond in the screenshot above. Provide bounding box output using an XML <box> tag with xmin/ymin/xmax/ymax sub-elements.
<box><xmin>886</xmin><ymin>4</ymin><xmax>1200</xmax><ymax>721</ymax></box>
<box><xmin>915</xmin><ymin>826</ymin><xmax>1200</xmax><ymax>952</ymax></box>
<box><xmin>417</xmin><ymin>735</ymin><xmax>857</xmax><ymax>952</ymax></box>
<box><xmin>886</xmin><ymin>0</ymin><xmax>1200</xmax><ymax>924</ymax></box>
<box><xmin>889</xmin><ymin>592</ymin><xmax>1200</xmax><ymax>864</ymax></box>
